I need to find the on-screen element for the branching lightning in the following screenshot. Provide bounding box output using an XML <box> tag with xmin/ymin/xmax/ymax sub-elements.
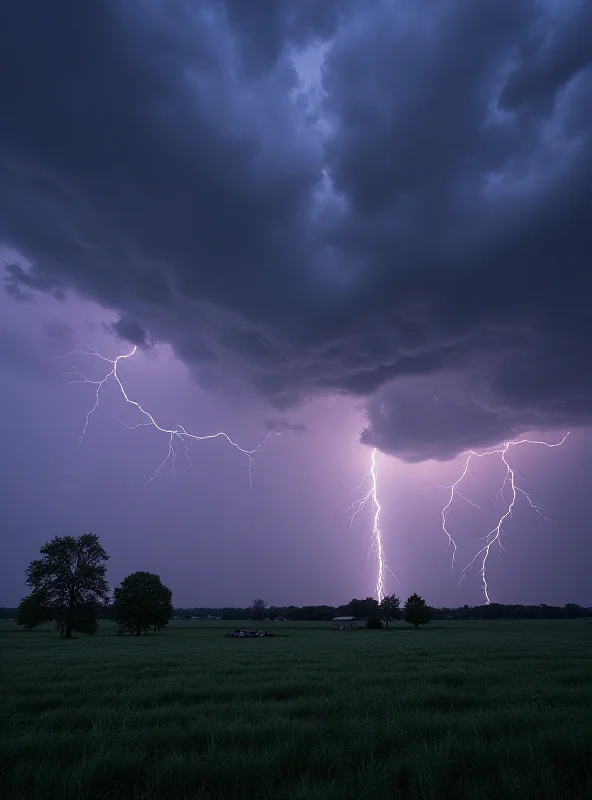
<box><xmin>62</xmin><ymin>344</ymin><xmax>568</xmax><ymax>605</ymax></box>
<box><xmin>440</xmin><ymin>434</ymin><xmax>569</xmax><ymax>603</ymax></box>
<box><xmin>61</xmin><ymin>344</ymin><xmax>274</xmax><ymax>488</ymax></box>
<box><xmin>346</xmin><ymin>447</ymin><xmax>394</xmax><ymax>602</ymax></box>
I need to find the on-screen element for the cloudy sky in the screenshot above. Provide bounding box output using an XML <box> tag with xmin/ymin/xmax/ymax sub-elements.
<box><xmin>1</xmin><ymin>0</ymin><xmax>590</xmax><ymax>608</ymax></box>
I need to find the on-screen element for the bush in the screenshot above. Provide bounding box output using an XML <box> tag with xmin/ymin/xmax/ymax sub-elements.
<box><xmin>366</xmin><ymin>615</ymin><xmax>383</xmax><ymax>629</ymax></box>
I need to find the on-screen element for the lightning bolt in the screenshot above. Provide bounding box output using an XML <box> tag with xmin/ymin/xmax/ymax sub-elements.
<box><xmin>440</xmin><ymin>434</ymin><xmax>569</xmax><ymax>603</ymax></box>
<box><xmin>346</xmin><ymin>447</ymin><xmax>393</xmax><ymax>602</ymax></box>
<box><xmin>61</xmin><ymin>344</ymin><xmax>275</xmax><ymax>488</ymax></box>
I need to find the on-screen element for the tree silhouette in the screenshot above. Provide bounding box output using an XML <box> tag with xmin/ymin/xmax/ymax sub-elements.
<box><xmin>344</xmin><ymin>597</ymin><xmax>380</xmax><ymax>618</ymax></box>
<box><xmin>17</xmin><ymin>534</ymin><xmax>109</xmax><ymax>637</ymax></box>
<box><xmin>379</xmin><ymin>594</ymin><xmax>401</xmax><ymax>627</ymax></box>
<box><xmin>250</xmin><ymin>598</ymin><xmax>267</xmax><ymax>621</ymax></box>
<box><xmin>403</xmin><ymin>593</ymin><xmax>431</xmax><ymax>629</ymax></box>
<box><xmin>113</xmin><ymin>571</ymin><xmax>173</xmax><ymax>635</ymax></box>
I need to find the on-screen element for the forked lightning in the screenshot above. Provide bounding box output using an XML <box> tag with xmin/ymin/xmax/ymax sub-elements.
<box><xmin>62</xmin><ymin>344</ymin><xmax>274</xmax><ymax>487</ymax></box>
<box><xmin>440</xmin><ymin>435</ymin><xmax>569</xmax><ymax>602</ymax></box>
<box><xmin>62</xmin><ymin>344</ymin><xmax>567</xmax><ymax>604</ymax></box>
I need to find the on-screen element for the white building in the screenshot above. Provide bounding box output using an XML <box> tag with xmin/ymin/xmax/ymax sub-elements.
<box><xmin>331</xmin><ymin>616</ymin><xmax>357</xmax><ymax>630</ymax></box>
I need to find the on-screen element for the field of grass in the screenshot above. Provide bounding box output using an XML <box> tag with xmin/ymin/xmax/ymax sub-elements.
<box><xmin>2</xmin><ymin>618</ymin><xmax>592</xmax><ymax>799</ymax></box>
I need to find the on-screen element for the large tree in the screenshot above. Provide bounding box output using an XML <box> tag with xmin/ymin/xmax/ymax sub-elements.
<box><xmin>250</xmin><ymin>598</ymin><xmax>267</xmax><ymax>621</ymax></box>
<box><xmin>380</xmin><ymin>594</ymin><xmax>401</xmax><ymax>627</ymax></box>
<box><xmin>403</xmin><ymin>593</ymin><xmax>431</xmax><ymax>629</ymax></box>
<box><xmin>17</xmin><ymin>534</ymin><xmax>109</xmax><ymax>638</ymax></box>
<box><xmin>113</xmin><ymin>571</ymin><xmax>173</xmax><ymax>635</ymax></box>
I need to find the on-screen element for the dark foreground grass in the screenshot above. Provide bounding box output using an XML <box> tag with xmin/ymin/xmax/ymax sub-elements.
<box><xmin>1</xmin><ymin>620</ymin><xmax>592</xmax><ymax>799</ymax></box>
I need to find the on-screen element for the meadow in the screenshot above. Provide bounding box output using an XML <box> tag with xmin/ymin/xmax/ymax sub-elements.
<box><xmin>1</xmin><ymin>619</ymin><xmax>591</xmax><ymax>799</ymax></box>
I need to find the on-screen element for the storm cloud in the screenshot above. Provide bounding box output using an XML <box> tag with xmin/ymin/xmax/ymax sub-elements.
<box><xmin>1</xmin><ymin>0</ymin><xmax>590</xmax><ymax>460</ymax></box>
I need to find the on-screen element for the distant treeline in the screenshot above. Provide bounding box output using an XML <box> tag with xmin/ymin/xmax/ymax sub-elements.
<box><xmin>1</xmin><ymin>601</ymin><xmax>590</xmax><ymax>622</ymax></box>
<box><xmin>170</xmin><ymin>601</ymin><xmax>591</xmax><ymax>622</ymax></box>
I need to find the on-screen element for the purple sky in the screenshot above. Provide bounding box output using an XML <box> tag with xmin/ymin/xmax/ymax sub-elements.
<box><xmin>1</xmin><ymin>288</ymin><xmax>589</xmax><ymax>608</ymax></box>
<box><xmin>1</xmin><ymin>1</ymin><xmax>591</xmax><ymax>608</ymax></box>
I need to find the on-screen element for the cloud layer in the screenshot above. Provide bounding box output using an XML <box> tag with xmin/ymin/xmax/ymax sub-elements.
<box><xmin>1</xmin><ymin>0</ymin><xmax>591</xmax><ymax>460</ymax></box>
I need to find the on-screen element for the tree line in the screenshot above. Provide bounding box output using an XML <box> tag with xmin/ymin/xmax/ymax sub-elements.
<box><xmin>245</xmin><ymin>594</ymin><xmax>431</xmax><ymax>628</ymax></box>
<box><xmin>5</xmin><ymin>600</ymin><xmax>587</xmax><ymax>623</ymax></box>
<box><xmin>6</xmin><ymin>534</ymin><xmax>591</xmax><ymax>635</ymax></box>
<box><xmin>171</xmin><ymin>598</ymin><xmax>591</xmax><ymax>623</ymax></box>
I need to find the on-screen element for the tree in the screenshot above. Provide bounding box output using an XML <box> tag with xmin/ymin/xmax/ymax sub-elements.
<box><xmin>17</xmin><ymin>534</ymin><xmax>109</xmax><ymax>638</ymax></box>
<box><xmin>403</xmin><ymin>593</ymin><xmax>431</xmax><ymax>629</ymax></box>
<box><xmin>16</xmin><ymin>590</ymin><xmax>52</xmax><ymax>630</ymax></box>
<box><xmin>366</xmin><ymin>615</ymin><xmax>383</xmax><ymax>629</ymax></box>
<box><xmin>564</xmin><ymin>603</ymin><xmax>584</xmax><ymax>619</ymax></box>
<box><xmin>250</xmin><ymin>598</ymin><xmax>267</xmax><ymax>621</ymax></box>
<box><xmin>343</xmin><ymin>597</ymin><xmax>380</xmax><ymax>618</ymax></box>
<box><xmin>379</xmin><ymin>594</ymin><xmax>400</xmax><ymax>627</ymax></box>
<box><xmin>113</xmin><ymin>572</ymin><xmax>173</xmax><ymax>635</ymax></box>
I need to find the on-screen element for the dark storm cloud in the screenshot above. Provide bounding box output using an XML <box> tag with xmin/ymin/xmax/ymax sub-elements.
<box><xmin>1</xmin><ymin>0</ymin><xmax>591</xmax><ymax>460</ymax></box>
<box><xmin>265</xmin><ymin>418</ymin><xmax>307</xmax><ymax>435</ymax></box>
<box><xmin>43</xmin><ymin>320</ymin><xmax>75</xmax><ymax>343</ymax></box>
<box><xmin>360</xmin><ymin>368</ymin><xmax>571</xmax><ymax>464</ymax></box>
<box><xmin>109</xmin><ymin>316</ymin><xmax>149</xmax><ymax>348</ymax></box>
<box><xmin>4</xmin><ymin>262</ymin><xmax>66</xmax><ymax>303</ymax></box>
<box><xmin>223</xmin><ymin>0</ymin><xmax>343</xmax><ymax>75</ymax></box>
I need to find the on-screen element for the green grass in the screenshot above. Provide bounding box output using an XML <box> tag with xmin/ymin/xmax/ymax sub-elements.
<box><xmin>2</xmin><ymin>619</ymin><xmax>592</xmax><ymax>799</ymax></box>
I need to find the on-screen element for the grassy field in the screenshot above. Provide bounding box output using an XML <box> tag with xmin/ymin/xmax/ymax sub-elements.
<box><xmin>1</xmin><ymin>619</ymin><xmax>591</xmax><ymax>799</ymax></box>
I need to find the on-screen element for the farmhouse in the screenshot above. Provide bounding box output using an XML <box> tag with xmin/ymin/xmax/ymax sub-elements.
<box><xmin>331</xmin><ymin>616</ymin><xmax>357</xmax><ymax>630</ymax></box>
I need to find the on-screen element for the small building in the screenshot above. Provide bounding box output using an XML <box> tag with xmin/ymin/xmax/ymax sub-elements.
<box><xmin>331</xmin><ymin>616</ymin><xmax>357</xmax><ymax>630</ymax></box>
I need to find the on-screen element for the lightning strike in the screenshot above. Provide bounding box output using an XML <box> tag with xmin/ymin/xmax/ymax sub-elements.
<box><xmin>346</xmin><ymin>447</ymin><xmax>393</xmax><ymax>602</ymax></box>
<box><xmin>61</xmin><ymin>344</ymin><xmax>274</xmax><ymax>488</ymax></box>
<box><xmin>440</xmin><ymin>434</ymin><xmax>569</xmax><ymax>603</ymax></box>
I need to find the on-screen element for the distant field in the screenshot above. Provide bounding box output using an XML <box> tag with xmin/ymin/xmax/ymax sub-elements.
<box><xmin>2</xmin><ymin>619</ymin><xmax>591</xmax><ymax>799</ymax></box>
